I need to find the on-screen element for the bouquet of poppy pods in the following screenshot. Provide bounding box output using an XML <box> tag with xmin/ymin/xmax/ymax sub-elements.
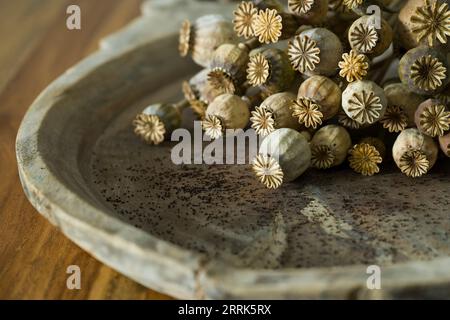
<box><xmin>133</xmin><ymin>0</ymin><xmax>450</xmax><ymax>189</ymax></box>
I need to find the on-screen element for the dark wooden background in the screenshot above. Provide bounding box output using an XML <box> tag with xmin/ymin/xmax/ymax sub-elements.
<box><xmin>0</xmin><ymin>0</ymin><xmax>172</xmax><ymax>299</ymax></box>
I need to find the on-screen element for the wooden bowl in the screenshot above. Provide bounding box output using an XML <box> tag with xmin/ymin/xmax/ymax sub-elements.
<box><xmin>16</xmin><ymin>0</ymin><xmax>450</xmax><ymax>299</ymax></box>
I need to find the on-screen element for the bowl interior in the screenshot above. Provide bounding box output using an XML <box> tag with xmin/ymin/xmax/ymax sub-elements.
<box><xmin>40</xmin><ymin>36</ymin><xmax>450</xmax><ymax>271</ymax></box>
<box><xmin>87</xmin><ymin>107</ymin><xmax>450</xmax><ymax>269</ymax></box>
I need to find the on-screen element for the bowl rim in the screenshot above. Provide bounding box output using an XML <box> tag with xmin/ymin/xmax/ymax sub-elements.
<box><xmin>15</xmin><ymin>2</ymin><xmax>450</xmax><ymax>299</ymax></box>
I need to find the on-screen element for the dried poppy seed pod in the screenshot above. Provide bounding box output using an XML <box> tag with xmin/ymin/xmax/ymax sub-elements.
<box><xmin>233</xmin><ymin>1</ymin><xmax>259</xmax><ymax>39</ymax></box>
<box><xmin>348</xmin><ymin>15</ymin><xmax>393</xmax><ymax>57</ymax></box>
<box><xmin>383</xmin><ymin>83</ymin><xmax>425</xmax><ymax>129</ymax></box>
<box><xmin>182</xmin><ymin>81</ymin><xmax>208</xmax><ymax>120</ymax></box>
<box><xmin>393</xmin><ymin>128</ymin><xmax>439</xmax><ymax>178</ymax></box>
<box><xmin>348</xmin><ymin>137</ymin><xmax>385</xmax><ymax>176</ymax></box>
<box><xmin>380</xmin><ymin>105</ymin><xmax>409</xmax><ymax>133</ymax></box>
<box><xmin>338</xmin><ymin>50</ymin><xmax>370</xmax><ymax>82</ymax></box>
<box><xmin>208</xmin><ymin>41</ymin><xmax>259</xmax><ymax>95</ymax></box>
<box><xmin>183</xmin><ymin>69</ymin><xmax>229</xmax><ymax>119</ymax></box>
<box><xmin>342</xmin><ymin>0</ymin><xmax>366</xmax><ymax>12</ymax></box>
<box><xmin>348</xmin><ymin>144</ymin><xmax>382</xmax><ymax>176</ymax></box>
<box><xmin>247</xmin><ymin>49</ymin><xmax>296</xmax><ymax>95</ymax></box>
<box><xmin>185</xmin><ymin>69</ymin><xmax>225</xmax><ymax>105</ymax></box>
<box><xmin>288</xmin><ymin>0</ymin><xmax>329</xmax><ymax>25</ymax></box>
<box><xmin>133</xmin><ymin>101</ymin><xmax>186</xmax><ymax>145</ymax></box>
<box><xmin>399</xmin><ymin>46</ymin><xmax>450</xmax><ymax>95</ymax></box>
<box><xmin>202</xmin><ymin>94</ymin><xmax>250</xmax><ymax>139</ymax></box>
<box><xmin>415</xmin><ymin>99</ymin><xmax>450</xmax><ymax>137</ymax></box>
<box><xmin>182</xmin><ymin>74</ymin><xmax>203</xmax><ymax>103</ymax></box>
<box><xmin>397</xmin><ymin>0</ymin><xmax>422</xmax><ymax>49</ymax></box>
<box><xmin>250</xmin><ymin>92</ymin><xmax>300</xmax><ymax>136</ymax></box>
<box><xmin>182</xmin><ymin>69</ymin><xmax>218</xmax><ymax>119</ymax></box>
<box><xmin>438</xmin><ymin>131</ymin><xmax>450</xmax><ymax>156</ymax></box>
<box><xmin>342</xmin><ymin>80</ymin><xmax>388</xmax><ymax>125</ymax></box>
<box><xmin>360</xmin><ymin>137</ymin><xmax>386</xmax><ymax>159</ymax></box>
<box><xmin>291</xmin><ymin>75</ymin><xmax>342</xmax><ymax>129</ymax></box>
<box><xmin>310</xmin><ymin>124</ymin><xmax>352</xmax><ymax>169</ymax></box>
<box><xmin>398</xmin><ymin>0</ymin><xmax>450</xmax><ymax>50</ymax></box>
<box><xmin>253</xmin><ymin>9</ymin><xmax>300</xmax><ymax>44</ymax></box>
<box><xmin>288</xmin><ymin>28</ymin><xmax>344</xmax><ymax>76</ymax></box>
<box><xmin>252</xmin><ymin>128</ymin><xmax>311</xmax><ymax>188</ymax></box>
<box><xmin>179</xmin><ymin>15</ymin><xmax>239</xmax><ymax>68</ymax></box>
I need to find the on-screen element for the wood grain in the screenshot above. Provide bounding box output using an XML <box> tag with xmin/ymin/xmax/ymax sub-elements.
<box><xmin>0</xmin><ymin>0</ymin><xmax>171</xmax><ymax>300</ymax></box>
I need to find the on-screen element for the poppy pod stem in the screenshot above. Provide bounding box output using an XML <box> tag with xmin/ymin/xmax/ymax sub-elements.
<box><xmin>238</xmin><ymin>38</ymin><xmax>261</xmax><ymax>52</ymax></box>
<box><xmin>173</xmin><ymin>99</ymin><xmax>190</xmax><ymax>112</ymax></box>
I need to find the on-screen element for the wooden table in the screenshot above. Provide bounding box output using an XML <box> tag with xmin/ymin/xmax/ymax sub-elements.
<box><xmin>0</xmin><ymin>0</ymin><xmax>171</xmax><ymax>299</ymax></box>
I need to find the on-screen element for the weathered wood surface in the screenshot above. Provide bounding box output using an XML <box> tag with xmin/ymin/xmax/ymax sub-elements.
<box><xmin>0</xmin><ymin>0</ymin><xmax>171</xmax><ymax>300</ymax></box>
<box><xmin>13</xmin><ymin>0</ymin><xmax>450</xmax><ymax>299</ymax></box>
